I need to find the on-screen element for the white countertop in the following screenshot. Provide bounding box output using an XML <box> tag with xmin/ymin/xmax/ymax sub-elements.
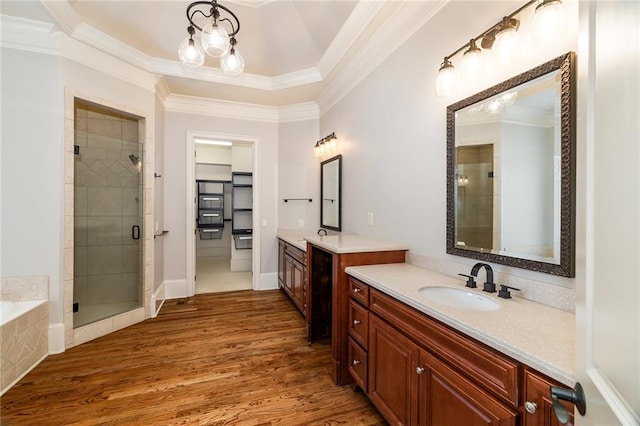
<box><xmin>277</xmin><ymin>230</ymin><xmax>410</xmax><ymax>254</ymax></box>
<box><xmin>303</xmin><ymin>234</ymin><xmax>409</xmax><ymax>254</ymax></box>
<box><xmin>277</xmin><ymin>230</ymin><xmax>309</xmax><ymax>251</ymax></box>
<box><xmin>345</xmin><ymin>263</ymin><xmax>575</xmax><ymax>386</ymax></box>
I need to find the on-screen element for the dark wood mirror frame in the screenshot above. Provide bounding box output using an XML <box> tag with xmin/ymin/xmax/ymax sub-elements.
<box><xmin>446</xmin><ymin>52</ymin><xmax>576</xmax><ymax>277</ymax></box>
<box><xmin>320</xmin><ymin>154</ymin><xmax>342</xmax><ymax>232</ymax></box>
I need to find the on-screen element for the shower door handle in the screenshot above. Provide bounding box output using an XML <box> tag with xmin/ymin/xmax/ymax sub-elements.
<box><xmin>132</xmin><ymin>225</ymin><xmax>140</xmax><ymax>240</ymax></box>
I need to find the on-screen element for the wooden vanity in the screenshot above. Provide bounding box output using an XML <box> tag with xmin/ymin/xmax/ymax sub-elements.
<box><xmin>346</xmin><ymin>263</ymin><xmax>576</xmax><ymax>426</ymax></box>
<box><xmin>277</xmin><ymin>232</ymin><xmax>408</xmax><ymax>385</ymax></box>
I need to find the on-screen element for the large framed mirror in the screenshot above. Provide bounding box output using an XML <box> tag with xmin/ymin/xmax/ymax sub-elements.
<box><xmin>321</xmin><ymin>154</ymin><xmax>342</xmax><ymax>231</ymax></box>
<box><xmin>446</xmin><ymin>52</ymin><xmax>576</xmax><ymax>277</ymax></box>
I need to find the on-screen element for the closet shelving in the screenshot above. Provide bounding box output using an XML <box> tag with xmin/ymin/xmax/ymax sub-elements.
<box><xmin>197</xmin><ymin>180</ymin><xmax>225</xmax><ymax>240</ymax></box>
<box><xmin>231</xmin><ymin>172</ymin><xmax>253</xmax><ymax>249</ymax></box>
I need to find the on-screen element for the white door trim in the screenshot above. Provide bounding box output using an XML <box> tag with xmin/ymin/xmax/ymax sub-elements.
<box><xmin>186</xmin><ymin>130</ymin><xmax>260</xmax><ymax>296</ymax></box>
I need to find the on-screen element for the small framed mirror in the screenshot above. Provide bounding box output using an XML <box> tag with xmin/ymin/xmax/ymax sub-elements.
<box><xmin>447</xmin><ymin>52</ymin><xmax>576</xmax><ymax>277</ymax></box>
<box><xmin>321</xmin><ymin>154</ymin><xmax>342</xmax><ymax>231</ymax></box>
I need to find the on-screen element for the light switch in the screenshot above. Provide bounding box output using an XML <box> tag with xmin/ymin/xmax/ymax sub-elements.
<box><xmin>367</xmin><ymin>212</ymin><xmax>374</xmax><ymax>226</ymax></box>
<box><xmin>298</xmin><ymin>219</ymin><xmax>304</xmax><ymax>228</ymax></box>
<box><xmin>261</xmin><ymin>219</ymin><xmax>267</xmax><ymax>227</ymax></box>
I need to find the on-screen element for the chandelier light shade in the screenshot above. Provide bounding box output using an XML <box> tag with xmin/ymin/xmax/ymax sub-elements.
<box><xmin>434</xmin><ymin>0</ymin><xmax>563</xmax><ymax>97</ymax></box>
<box><xmin>178</xmin><ymin>26</ymin><xmax>205</xmax><ymax>68</ymax></box>
<box><xmin>179</xmin><ymin>0</ymin><xmax>243</xmax><ymax>75</ymax></box>
<box><xmin>201</xmin><ymin>22</ymin><xmax>230</xmax><ymax>57</ymax></box>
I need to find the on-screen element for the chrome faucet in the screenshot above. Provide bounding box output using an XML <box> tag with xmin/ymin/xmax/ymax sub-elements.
<box><xmin>471</xmin><ymin>262</ymin><xmax>496</xmax><ymax>293</ymax></box>
<box><xmin>317</xmin><ymin>228</ymin><xmax>327</xmax><ymax>236</ymax></box>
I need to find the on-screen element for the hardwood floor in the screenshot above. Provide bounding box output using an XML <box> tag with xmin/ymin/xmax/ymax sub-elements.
<box><xmin>1</xmin><ymin>290</ymin><xmax>385</xmax><ymax>425</ymax></box>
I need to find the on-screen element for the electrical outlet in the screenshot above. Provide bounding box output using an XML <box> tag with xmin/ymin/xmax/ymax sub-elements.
<box><xmin>298</xmin><ymin>219</ymin><xmax>304</xmax><ymax>228</ymax></box>
<box><xmin>367</xmin><ymin>212</ymin><xmax>374</xmax><ymax>226</ymax></box>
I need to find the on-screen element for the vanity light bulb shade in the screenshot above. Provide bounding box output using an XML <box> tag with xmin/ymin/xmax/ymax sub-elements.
<box><xmin>436</xmin><ymin>65</ymin><xmax>455</xmax><ymax>97</ymax></box>
<box><xmin>461</xmin><ymin>49</ymin><xmax>483</xmax><ymax>82</ymax></box>
<box><xmin>532</xmin><ymin>0</ymin><xmax>563</xmax><ymax>45</ymax></box>
<box><xmin>178</xmin><ymin>37</ymin><xmax>205</xmax><ymax>68</ymax></box>
<box><xmin>201</xmin><ymin>22</ymin><xmax>230</xmax><ymax>57</ymax></box>
<box><xmin>492</xmin><ymin>28</ymin><xmax>520</xmax><ymax>66</ymax></box>
<box><xmin>221</xmin><ymin>48</ymin><xmax>245</xmax><ymax>76</ymax></box>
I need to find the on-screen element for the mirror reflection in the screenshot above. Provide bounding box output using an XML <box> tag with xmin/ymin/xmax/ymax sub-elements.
<box><xmin>447</xmin><ymin>52</ymin><xmax>575</xmax><ymax>277</ymax></box>
<box><xmin>321</xmin><ymin>154</ymin><xmax>342</xmax><ymax>231</ymax></box>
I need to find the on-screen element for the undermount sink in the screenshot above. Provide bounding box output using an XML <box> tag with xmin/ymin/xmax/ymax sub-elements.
<box><xmin>418</xmin><ymin>286</ymin><xmax>500</xmax><ymax>311</ymax></box>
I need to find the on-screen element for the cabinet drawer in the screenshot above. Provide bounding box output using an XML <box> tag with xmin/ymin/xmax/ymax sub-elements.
<box><xmin>349</xmin><ymin>276</ymin><xmax>369</xmax><ymax>307</ymax></box>
<box><xmin>283</xmin><ymin>243</ymin><xmax>306</xmax><ymax>265</ymax></box>
<box><xmin>348</xmin><ymin>337</ymin><xmax>368</xmax><ymax>392</ymax></box>
<box><xmin>370</xmin><ymin>288</ymin><xmax>520</xmax><ymax>407</ymax></box>
<box><xmin>199</xmin><ymin>195</ymin><xmax>223</xmax><ymax>209</ymax></box>
<box><xmin>199</xmin><ymin>210</ymin><xmax>223</xmax><ymax>225</ymax></box>
<box><xmin>349</xmin><ymin>300</ymin><xmax>369</xmax><ymax>349</ymax></box>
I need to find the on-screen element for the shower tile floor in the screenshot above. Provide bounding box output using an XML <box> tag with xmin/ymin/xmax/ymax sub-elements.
<box><xmin>196</xmin><ymin>256</ymin><xmax>252</xmax><ymax>294</ymax></box>
<box><xmin>74</xmin><ymin>301</ymin><xmax>140</xmax><ymax>328</ymax></box>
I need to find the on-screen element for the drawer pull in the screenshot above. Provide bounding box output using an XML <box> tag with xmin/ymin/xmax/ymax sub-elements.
<box><xmin>416</xmin><ymin>366</ymin><xmax>425</xmax><ymax>375</ymax></box>
<box><xmin>524</xmin><ymin>401</ymin><xmax>537</xmax><ymax>414</ymax></box>
<box><xmin>202</xmin><ymin>197</ymin><xmax>220</xmax><ymax>201</ymax></box>
<box><xmin>352</xmin><ymin>359</ymin><xmax>361</xmax><ymax>366</ymax></box>
<box><xmin>353</xmin><ymin>319</ymin><xmax>362</xmax><ymax>325</ymax></box>
<box><xmin>202</xmin><ymin>213</ymin><xmax>220</xmax><ymax>217</ymax></box>
<box><xmin>353</xmin><ymin>287</ymin><xmax>362</xmax><ymax>293</ymax></box>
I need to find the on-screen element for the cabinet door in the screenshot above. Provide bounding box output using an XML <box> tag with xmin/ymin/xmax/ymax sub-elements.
<box><xmin>291</xmin><ymin>258</ymin><xmax>306</xmax><ymax>315</ymax></box>
<box><xmin>418</xmin><ymin>350</ymin><xmax>518</xmax><ymax>426</ymax></box>
<box><xmin>523</xmin><ymin>370</ymin><xmax>574</xmax><ymax>426</ymax></box>
<box><xmin>368</xmin><ymin>314</ymin><xmax>419</xmax><ymax>425</ymax></box>
<box><xmin>278</xmin><ymin>241</ymin><xmax>285</xmax><ymax>286</ymax></box>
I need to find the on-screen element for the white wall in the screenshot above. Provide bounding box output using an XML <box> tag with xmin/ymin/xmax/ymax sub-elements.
<box><xmin>1</xmin><ymin>48</ymin><xmax>64</xmax><ymax>322</ymax></box>
<box><xmin>319</xmin><ymin>0</ymin><xmax>578</xmax><ymax>287</ymax></box>
<box><xmin>278</xmin><ymin>119</ymin><xmax>320</xmax><ymax>231</ymax></box>
<box><xmin>163</xmin><ymin>111</ymin><xmax>279</xmax><ymax>284</ymax></box>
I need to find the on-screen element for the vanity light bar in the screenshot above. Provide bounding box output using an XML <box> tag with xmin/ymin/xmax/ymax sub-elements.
<box><xmin>436</xmin><ymin>0</ymin><xmax>563</xmax><ymax>97</ymax></box>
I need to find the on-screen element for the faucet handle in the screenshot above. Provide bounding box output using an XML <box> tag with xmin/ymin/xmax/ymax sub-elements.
<box><xmin>458</xmin><ymin>274</ymin><xmax>477</xmax><ymax>289</ymax></box>
<box><xmin>498</xmin><ymin>285</ymin><xmax>521</xmax><ymax>299</ymax></box>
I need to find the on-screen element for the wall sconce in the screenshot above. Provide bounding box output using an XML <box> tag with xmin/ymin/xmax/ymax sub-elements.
<box><xmin>314</xmin><ymin>132</ymin><xmax>338</xmax><ymax>158</ymax></box>
<box><xmin>457</xmin><ymin>174</ymin><xmax>469</xmax><ymax>187</ymax></box>
<box><xmin>435</xmin><ymin>0</ymin><xmax>564</xmax><ymax>97</ymax></box>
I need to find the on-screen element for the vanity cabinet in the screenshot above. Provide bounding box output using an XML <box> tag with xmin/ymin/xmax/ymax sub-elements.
<box><xmin>347</xmin><ymin>276</ymin><xmax>579</xmax><ymax>426</ymax></box>
<box><xmin>306</xmin><ymin>242</ymin><xmax>406</xmax><ymax>386</ymax></box>
<box><xmin>523</xmin><ymin>369</ymin><xmax>575</xmax><ymax>426</ymax></box>
<box><xmin>278</xmin><ymin>239</ymin><xmax>307</xmax><ymax>317</ymax></box>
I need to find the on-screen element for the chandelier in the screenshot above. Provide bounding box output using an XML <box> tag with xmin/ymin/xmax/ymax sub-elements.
<box><xmin>178</xmin><ymin>0</ymin><xmax>244</xmax><ymax>76</ymax></box>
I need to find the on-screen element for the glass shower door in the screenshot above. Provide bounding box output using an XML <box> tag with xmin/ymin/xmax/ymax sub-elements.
<box><xmin>73</xmin><ymin>100</ymin><xmax>143</xmax><ymax>328</ymax></box>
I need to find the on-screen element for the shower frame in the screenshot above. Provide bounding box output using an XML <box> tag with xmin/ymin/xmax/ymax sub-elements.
<box><xmin>63</xmin><ymin>89</ymin><xmax>154</xmax><ymax>349</ymax></box>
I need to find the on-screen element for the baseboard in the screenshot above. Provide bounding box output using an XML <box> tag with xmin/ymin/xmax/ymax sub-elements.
<box><xmin>150</xmin><ymin>282</ymin><xmax>166</xmax><ymax>318</ymax></box>
<box><xmin>257</xmin><ymin>272</ymin><xmax>279</xmax><ymax>290</ymax></box>
<box><xmin>164</xmin><ymin>279</ymin><xmax>188</xmax><ymax>299</ymax></box>
<box><xmin>48</xmin><ymin>322</ymin><xmax>65</xmax><ymax>354</ymax></box>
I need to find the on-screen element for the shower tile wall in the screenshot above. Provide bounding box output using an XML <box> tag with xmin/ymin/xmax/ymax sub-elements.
<box><xmin>74</xmin><ymin>103</ymin><xmax>142</xmax><ymax>323</ymax></box>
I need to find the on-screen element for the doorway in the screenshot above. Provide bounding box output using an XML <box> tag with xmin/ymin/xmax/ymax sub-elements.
<box><xmin>193</xmin><ymin>138</ymin><xmax>254</xmax><ymax>294</ymax></box>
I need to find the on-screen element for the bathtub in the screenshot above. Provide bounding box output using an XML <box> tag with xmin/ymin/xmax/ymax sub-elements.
<box><xmin>1</xmin><ymin>299</ymin><xmax>49</xmax><ymax>396</ymax></box>
<box><xmin>1</xmin><ymin>300</ymin><xmax>46</xmax><ymax>325</ymax></box>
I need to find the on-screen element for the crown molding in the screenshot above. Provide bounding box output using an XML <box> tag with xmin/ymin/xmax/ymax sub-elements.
<box><xmin>317</xmin><ymin>1</ymin><xmax>385</xmax><ymax>78</ymax></box>
<box><xmin>0</xmin><ymin>15</ymin><xmax>60</xmax><ymax>55</ymax></box>
<box><xmin>317</xmin><ymin>0</ymin><xmax>448</xmax><ymax>116</ymax></box>
<box><xmin>279</xmin><ymin>102</ymin><xmax>320</xmax><ymax>123</ymax></box>
<box><xmin>165</xmin><ymin>95</ymin><xmax>318</xmax><ymax>123</ymax></box>
<box><xmin>165</xmin><ymin>95</ymin><xmax>279</xmax><ymax>123</ymax></box>
<box><xmin>155</xmin><ymin>77</ymin><xmax>171</xmax><ymax>104</ymax></box>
